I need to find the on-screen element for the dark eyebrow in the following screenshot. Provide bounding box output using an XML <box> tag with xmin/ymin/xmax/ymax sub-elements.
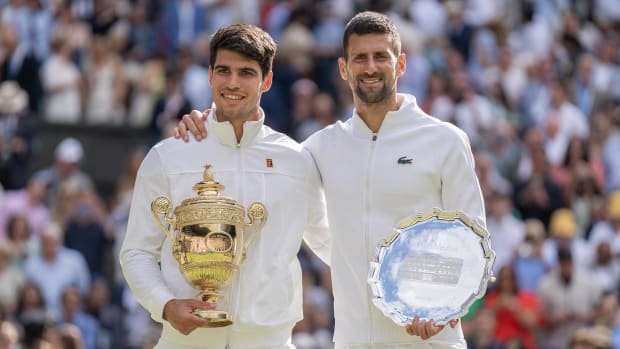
<box><xmin>240</xmin><ymin>67</ymin><xmax>259</xmax><ymax>74</ymax></box>
<box><xmin>213</xmin><ymin>65</ymin><xmax>259</xmax><ymax>75</ymax></box>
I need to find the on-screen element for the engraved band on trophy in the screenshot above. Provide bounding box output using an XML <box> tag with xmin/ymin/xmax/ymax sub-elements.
<box><xmin>368</xmin><ymin>208</ymin><xmax>495</xmax><ymax>326</ymax></box>
<box><xmin>151</xmin><ymin>164</ymin><xmax>267</xmax><ymax>327</ymax></box>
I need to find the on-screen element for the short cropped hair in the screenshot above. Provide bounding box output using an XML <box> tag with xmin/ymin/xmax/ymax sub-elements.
<box><xmin>209</xmin><ymin>24</ymin><xmax>277</xmax><ymax>77</ymax></box>
<box><xmin>342</xmin><ymin>11</ymin><xmax>401</xmax><ymax>58</ymax></box>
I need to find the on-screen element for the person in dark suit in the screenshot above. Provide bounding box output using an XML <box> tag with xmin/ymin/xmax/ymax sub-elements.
<box><xmin>0</xmin><ymin>24</ymin><xmax>43</xmax><ymax>113</ymax></box>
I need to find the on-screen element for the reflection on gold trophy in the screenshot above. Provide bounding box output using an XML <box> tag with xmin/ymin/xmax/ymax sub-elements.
<box><xmin>150</xmin><ymin>164</ymin><xmax>267</xmax><ymax>327</ymax></box>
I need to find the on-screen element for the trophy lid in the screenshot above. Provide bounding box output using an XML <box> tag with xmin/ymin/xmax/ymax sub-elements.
<box><xmin>177</xmin><ymin>164</ymin><xmax>242</xmax><ymax>211</ymax></box>
<box><xmin>193</xmin><ymin>164</ymin><xmax>225</xmax><ymax>196</ymax></box>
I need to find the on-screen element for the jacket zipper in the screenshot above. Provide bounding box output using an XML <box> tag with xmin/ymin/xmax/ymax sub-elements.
<box><xmin>364</xmin><ymin>132</ymin><xmax>377</xmax><ymax>345</ymax></box>
<box><xmin>225</xmin><ymin>142</ymin><xmax>244</xmax><ymax>349</ymax></box>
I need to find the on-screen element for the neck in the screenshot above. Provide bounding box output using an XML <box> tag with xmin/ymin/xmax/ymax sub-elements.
<box><xmin>355</xmin><ymin>94</ymin><xmax>402</xmax><ymax>133</ymax></box>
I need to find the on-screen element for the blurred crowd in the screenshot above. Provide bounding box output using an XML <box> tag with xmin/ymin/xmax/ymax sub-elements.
<box><xmin>1</xmin><ymin>0</ymin><xmax>620</xmax><ymax>348</ymax></box>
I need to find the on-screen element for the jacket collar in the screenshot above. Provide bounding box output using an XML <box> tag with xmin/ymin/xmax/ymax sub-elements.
<box><xmin>207</xmin><ymin>107</ymin><xmax>265</xmax><ymax>147</ymax></box>
<box><xmin>350</xmin><ymin>93</ymin><xmax>419</xmax><ymax>139</ymax></box>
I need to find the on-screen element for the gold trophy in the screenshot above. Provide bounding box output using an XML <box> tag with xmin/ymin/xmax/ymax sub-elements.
<box><xmin>150</xmin><ymin>164</ymin><xmax>267</xmax><ymax>327</ymax></box>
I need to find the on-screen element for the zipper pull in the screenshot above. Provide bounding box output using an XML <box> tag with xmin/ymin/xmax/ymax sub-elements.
<box><xmin>372</xmin><ymin>133</ymin><xmax>377</xmax><ymax>141</ymax></box>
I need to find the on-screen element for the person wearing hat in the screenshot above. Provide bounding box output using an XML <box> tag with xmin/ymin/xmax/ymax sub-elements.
<box><xmin>0</xmin><ymin>80</ymin><xmax>34</xmax><ymax>190</ymax></box>
<box><xmin>542</xmin><ymin>208</ymin><xmax>593</xmax><ymax>268</ymax></box>
<box><xmin>31</xmin><ymin>137</ymin><xmax>94</xmax><ymax>207</ymax></box>
<box><xmin>589</xmin><ymin>191</ymin><xmax>620</xmax><ymax>259</ymax></box>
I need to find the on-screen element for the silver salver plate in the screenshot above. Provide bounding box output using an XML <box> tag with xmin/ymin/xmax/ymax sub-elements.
<box><xmin>368</xmin><ymin>209</ymin><xmax>495</xmax><ymax>326</ymax></box>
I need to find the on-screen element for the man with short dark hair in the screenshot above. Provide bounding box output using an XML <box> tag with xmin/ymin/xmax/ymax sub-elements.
<box><xmin>177</xmin><ymin>12</ymin><xmax>485</xmax><ymax>348</ymax></box>
<box><xmin>120</xmin><ymin>24</ymin><xmax>329</xmax><ymax>349</ymax></box>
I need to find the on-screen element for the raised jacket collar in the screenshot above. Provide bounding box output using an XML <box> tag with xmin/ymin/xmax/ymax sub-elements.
<box><xmin>207</xmin><ymin>107</ymin><xmax>265</xmax><ymax>147</ymax></box>
<box><xmin>350</xmin><ymin>93</ymin><xmax>419</xmax><ymax>139</ymax></box>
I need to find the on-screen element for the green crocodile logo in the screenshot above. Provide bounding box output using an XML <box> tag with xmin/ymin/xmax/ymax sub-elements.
<box><xmin>398</xmin><ymin>156</ymin><xmax>413</xmax><ymax>164</ymax></box>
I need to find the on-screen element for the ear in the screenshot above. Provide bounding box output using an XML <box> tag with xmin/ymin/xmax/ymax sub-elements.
<box><xmin>338</xmin><ymin>57</ymin><xmax>349</xmax><ymax>81</ymax></box>
<box><xmin>396</xmin><ymin>53</ymin><xmax>406</xmax><ymax>78</ymax></box>
<box><xmin>208</xmin><ymin>66</ymin><xmax>214</xmax><ymax>85</ymax></box>
<box><xmin>261</xmin><ymin>71</ymin><xmax>273</xmax><ymax>92</ymax></box>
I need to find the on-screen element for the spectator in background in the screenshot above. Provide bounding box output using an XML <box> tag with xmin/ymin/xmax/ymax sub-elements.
<box><xmin>0</xmin><ymin>240</ymin><xmax>25</xmax><ymax>316</ymax></box>
<box><xmin>294</xmin><ymin>92</ymin><xmax>338</xmax><ymax>141</ymax></box>
<box><xmin>23</xmin><ymin>222</ymin><xmax>90</xmax><ymax>320</ymax></box>
<box><xmin>149</xmin><ymin>67</ymin><xmax>191</xmax><ymax>143</ymax></box>
<box><xmin>513</xmin><ymin>218</ymin><xmax>550</xmax><ymax>293</ymax></box>
<box><xmin>127</xmin><ymin>1</ymin><xmax>156</xmax><ymax>61</ymax></box>
<box><xmin>0</xmin><ymin>23</ymin><xmax>43</xmax><ymax>112</ymax></box>
<box><xmin>59</xmin><ymin>286</ymin><xmax>98</xmax><ymax>349</ymax></box>
<box><xmin>542</xmin><ymin>79</ymin><xmax>589</xmax><ymax>167</ymax></box>
<box><xmin>482</xmin><ymin>264</ymin><xmax>543</xmax><ymax>349</ymax></box>
<box><xmin>542</xmin><ymin>208</ymin><xmax>592</xmax><ymax>268</ymax></box>
<box><xmin>589</xmin><ymin>190</ymin><xmax>620</xmax><ymax>259</ymax></box>
<box><xmin>126</xmin><ymin>54</ymin><xmax>166</xmax><ymax>128</ymax></box>
<box><xmin>486</xmin><ymin>190</ymin><xmax>524</xmax><ymax>276</ymax></box>
<box><xmin>83</xmin><ymin>35</ymin><xmax>128</xmax><ymax>126</ymax></box>
<box><xmin>603</xmin><ymin>107</ymin><xmax>620</xmax><ymax>192</ymax></box>
<box><xmin>589</xmin><ymin>241</ymin><xmax>620</xmax><ymax>293</ymax></box>
<box><xmin>15</xmin><ymin>282</ymin><xmax>49</xmax><ymax>327</ymax></box>
<box><xmin>570</xmin><ymin>52</ymin><xmax>597</xmax><ymax>118</ymax></box>
<box><xmin>176</xmin><ymin>45</ymin><xmax>211</xmax><ymax>113</ymax></box>
<box><xmin>84</xmin><ymin>277</ymin><xmax>124</xmax><ymax>349</ymax></box>
<box><xmin>63</xmin><ymin>189</ymin><xmax>111</xmax><ymax>278</ymax></box>
<box><xmin>4</xmin><ymin>214</ymin><xmax>39</xmax><ymax>265</ymax></box>
<box><xmin>32</xmin><ymin>137</ymin><xmax>94</xmax><ymax>207</ymax></box>
<box><xmin>564</xmin><ymin>164</ymin><xmax>604</xmax><ymax>237</ymax></box>
<box><xmin>0</xmin><ymin>80</ymin><xmax>34</xmax><ymax>190</ymax></box>
<box><xmin>514</xmin><ymin>145</ymin><xmax>564</xmax><ymax>227</ymax></box>
<box><xmin>0</xmin><ymin>174</ymin><xmax>50</xmax><ymax>239</ymax></box>
<box><xmin>50</xmin><ymin>0</ymin><xmax>92</xmax><ymax>68</ymax></box>
<box><xmin>539</xmin><ymin>247</ymin><xmax>602</xmax><ymax>349</ymax></box>
<box><xmin>40</xmin><ymin>34</ymin><xmax>82</xmax><ymax>124</ymax></box>
<box><xmin>158</xmin><ymin>0</ymin><xmax>207</xmax><ymax>56</ymax></box>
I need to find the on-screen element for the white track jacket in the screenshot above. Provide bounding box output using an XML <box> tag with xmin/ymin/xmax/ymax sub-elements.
<box><xmin>303</xmin><ymin>94</ymin><xmax>486</xmax><ymax>348</ymax></box>
<box><xmin>120</xmin><ymin>109</ymin><xmax>330</xmax><ymax>349</ymax></box>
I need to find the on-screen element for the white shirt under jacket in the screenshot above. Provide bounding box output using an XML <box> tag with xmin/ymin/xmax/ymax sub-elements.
<box><xmin>303</xmin><ymin>94</ymin><xmax>486</xmax><ymax>349</ymax></box>
<box><xmin>120</xmin><ymin>109</ymin><xmax>330</xmax><ymax>349</ymax></box>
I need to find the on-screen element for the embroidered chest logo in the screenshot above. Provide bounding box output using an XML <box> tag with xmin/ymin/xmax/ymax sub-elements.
<box><xmin>397</xmin><ymin>156</ymin><xmax>413</xmax><ymax>164</ymax></box>
<box><xmin>266</xmin><ymin>158</ymin><xmax>274</xmax><ymax>168</ymax></box>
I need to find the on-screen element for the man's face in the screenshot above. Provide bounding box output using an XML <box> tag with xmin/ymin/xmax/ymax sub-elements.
<box><xmin>338</xmin><ymin>33</ymin><xmax>405</xmax><ymax>105</ymax></box>
<box><xmin>209</xmin><ymin>49</ymin><xmax>272</xmax><ymax>123</ymax></box>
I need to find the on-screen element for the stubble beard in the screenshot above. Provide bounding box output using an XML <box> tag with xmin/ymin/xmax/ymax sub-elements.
<box><xmin>353</xmin><ymin>74</ymin><xmax>393</xmax><ymax>104</ymax></box>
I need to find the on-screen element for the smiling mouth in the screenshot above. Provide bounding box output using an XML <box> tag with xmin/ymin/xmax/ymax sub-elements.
<box><xmin>222</xmin><ymin>93</ymin><xmax>243</xmax><ymax>101</ymax></box>
<box><xmin>359</xmin><ymin>77</ymin><xmax>382</xmax><ymax>86</ymax></box>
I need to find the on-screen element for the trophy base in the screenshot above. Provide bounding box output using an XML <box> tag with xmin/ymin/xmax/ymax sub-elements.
<box><xmin>193</xmin><ymin>309</ymin><xmax>233</xmax><ymax>327</ymax></box>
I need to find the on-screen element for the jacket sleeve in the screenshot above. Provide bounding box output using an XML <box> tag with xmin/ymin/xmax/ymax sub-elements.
<box><xmin>119</xmin><ymin>147</ymin><xmax>175</xmax><ymax>323</ymax></box>
<box><xmin>440</xmin><ymin>128</ymin><xmax>486</xmax><ymax>227</ymax></box>
<box><xmin>300</xmin><ymin>146</ymin><xmax>331</xmax><ymax>265</ymax></box>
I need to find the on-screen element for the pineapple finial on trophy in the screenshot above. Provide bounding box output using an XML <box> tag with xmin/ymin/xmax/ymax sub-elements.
<box><xmin>193</xmin><ymin>164</ymin><xmax>225</xmax><ymax>197</ymax></box>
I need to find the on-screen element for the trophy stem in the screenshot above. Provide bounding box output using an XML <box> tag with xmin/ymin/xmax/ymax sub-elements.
<box><xmin>193</xmin><ymin>289</ymin><xmax>232</xmax><ymax>327</ymax></box>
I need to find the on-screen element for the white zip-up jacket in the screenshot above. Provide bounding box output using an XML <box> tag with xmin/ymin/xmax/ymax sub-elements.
<box><xmin>303</xmin><ymin>94</ymin><xmax>485</xmax><ymax>349</ymax></box>
<box><xmin>120</xmin><ymin>109</ymin><xmax>330</xmax><ymax>349</ymax></box>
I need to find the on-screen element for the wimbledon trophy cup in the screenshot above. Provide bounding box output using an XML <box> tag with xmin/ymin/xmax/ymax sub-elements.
<box><xmin>369</xmin><ymin>208</ymin><xmax>495</xmax><ymax>326</ymax></box>
<box><xmin>150</xmin><ymin>164</ymin><xmax>267</xmax><ymax>327</ymax></box>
